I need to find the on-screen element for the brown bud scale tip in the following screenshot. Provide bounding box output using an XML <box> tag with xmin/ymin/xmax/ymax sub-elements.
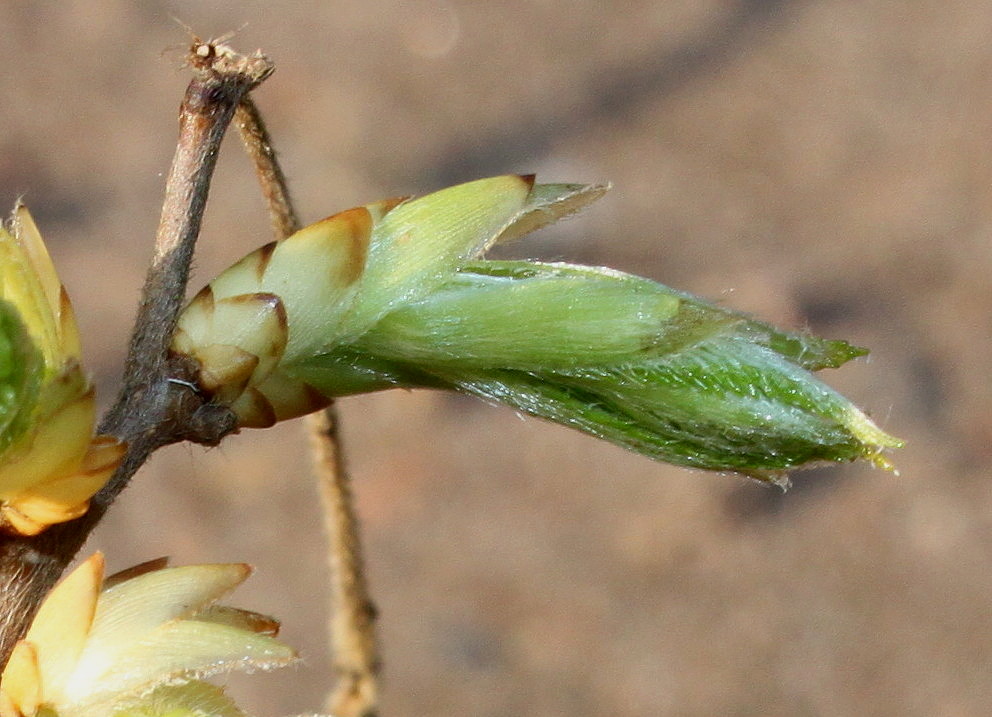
<box><xmin>253</xmin><ymin>241</ymin><xmax>278</xmax><ymax>281</ymax></box>
<box><xmin>316</xmin><ymin>207</ymin><xmax>372</xmax><ymax>286</ymax></box>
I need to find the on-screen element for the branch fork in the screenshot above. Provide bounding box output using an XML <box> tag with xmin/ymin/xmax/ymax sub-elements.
<box><xmin>0</xmin><ymin>35</ymin><xmax>379</xmax><ymax>717</ymax></box>
<box><xmin>0</xmin><ymin>37</ymin><xmax>274</xmax><ymax>668</ymax></box>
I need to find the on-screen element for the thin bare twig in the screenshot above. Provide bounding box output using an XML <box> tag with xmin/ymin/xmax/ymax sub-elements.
<box><xmin>234</xmin><ymin>98</ymin><xmax>300</xmax><ymax>239</ymax></box>
<box><xmin>235</xmin><ymin>95</ymin><xmax>381</xmax><ymax>717</ymax></box>
<box><xmin>309</xmin><ymin>410</ymin><xmax>380</xmax><ymax>717</ymax></box>
<box><xmin>0</xmin><ymin>39</ymin><xmax>273</xmax><ymax>668</ymax></box>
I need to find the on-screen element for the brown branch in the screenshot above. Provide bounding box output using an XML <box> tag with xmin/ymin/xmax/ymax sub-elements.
<box><xmin>308</xmin><ymin>410</ymin><xmax>380</xmax><ymax>717</ymax></box>
<box><xmin>235</xmin><ymin>95</ymin><xmax>380</xmax><ymax>717</ymax></box>
<box><xmin>0</xmin><ymin>39</ymin><xmax>274</xmax><ymax>667</ymax></box>
<box><xmin>235</xmin><ymin>97</ymin><xmax>300</xmax><ymax>239</ymax></box>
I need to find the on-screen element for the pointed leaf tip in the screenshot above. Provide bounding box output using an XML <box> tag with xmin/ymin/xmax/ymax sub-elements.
<box><xmin>495</xmin><ymin>181</ymin><xmax>611</xmax><ymax>244</ymax></box>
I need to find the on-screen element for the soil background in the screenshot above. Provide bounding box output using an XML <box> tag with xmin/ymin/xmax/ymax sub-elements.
<box><xmin>0</xmin><ymin>2</ymin><xmax>987</xmax><ymax>715</ymax></box>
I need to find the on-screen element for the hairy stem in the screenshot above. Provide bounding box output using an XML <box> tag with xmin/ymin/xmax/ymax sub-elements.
<box><xmin>309</xmin><ymin>410</ymin><xmax>380</xmax><ymax>717</ymax></box>
<box><xmin>235</xmin><ymin>97</ymin><xmax>301</xmax><ymax>239</ymax></box>
<box><xmin>0</xmin><ymin>39</ymin><xmax>273</xmax><ymax>668</ymax></box>
<box><xmin>235</xmin><ymin>95</ymin><xmax>380</xmax><ymax>716</ymax></box>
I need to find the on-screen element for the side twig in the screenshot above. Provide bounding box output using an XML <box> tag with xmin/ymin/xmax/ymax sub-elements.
<box><xmin>308</xmin><ymin>410</ymin><xmax>380</xmax><ymax>717</ymax></box>
<box><xmin>0</xmin><ymin>40</ymin><xmax>273</xmax><ymax>668</ymax></box>
<box><xmin>234</xmin><ymin>98</ymin><xmax>300</xmax><ymax>238</ymax></box>
<box><xmin>235</xmin><ymin>96</ymin><xmax>381</xmax><ymax>717</ymax></box>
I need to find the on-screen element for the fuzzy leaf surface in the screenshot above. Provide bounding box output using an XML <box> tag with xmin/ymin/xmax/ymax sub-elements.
<box><xmin>175</xmin><ymin>176</ymin><xmax>900</xmax><ymax>477</ymax></box>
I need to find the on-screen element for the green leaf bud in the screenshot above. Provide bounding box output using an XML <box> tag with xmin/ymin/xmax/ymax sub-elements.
<box><xmin>174</xmin><ymin>176</ymin><xmax>901</xmax><ymax>477</ymax></box>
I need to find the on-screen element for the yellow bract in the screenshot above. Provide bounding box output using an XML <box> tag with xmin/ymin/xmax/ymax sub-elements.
<box><xmin>0</xmin><ymin>554</ymin><xmax>297</xmax><ymax>717</ymax></box>
<box><xmin>0</xmin><ymin>206</ymin><xmax>124</xmax><ymax>535</ymax></box>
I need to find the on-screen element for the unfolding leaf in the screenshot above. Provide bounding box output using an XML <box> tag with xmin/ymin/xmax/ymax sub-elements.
<box><xmin>0</xmin><ymin>206</ymin><xmax>123</xmax><ymax>534</ymax></box>
<box><xmin>173</xmin><ymin>176</ymin><xmax>900</xmax><ymax>476</ymax></box>
<box><xmin>359</xmin><ymin>265</ymin><xmax>682</xmax><ymax>369</ymax></box>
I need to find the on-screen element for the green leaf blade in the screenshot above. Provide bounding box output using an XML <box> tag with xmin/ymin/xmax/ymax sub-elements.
<box><xmin>430</xmin><ymin>341</ymin><xmax>898</xmax><ymax>482</ymax></box>
<box><xmin>359</xmin><ymin>263</ymin><xmax>681</xmax><ymax>370</ymax></box>
<box><xmin>0</xmin><ymin>299</ymin><xmax>43</xmax><ymax>459</ymax></box>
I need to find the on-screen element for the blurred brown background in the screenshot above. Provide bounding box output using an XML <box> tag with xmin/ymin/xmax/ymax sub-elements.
<box><xmin>0</xmin><ymin>1</ymin><xmax>986</xmax><ymax>715</ymax></box>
